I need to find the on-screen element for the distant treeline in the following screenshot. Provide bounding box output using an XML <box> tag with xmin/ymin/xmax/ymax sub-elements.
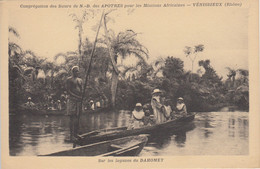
<box><xmin>9</xmin><ymin>25</ymin><xmax>249</xmax><ymax>112</ymax></box>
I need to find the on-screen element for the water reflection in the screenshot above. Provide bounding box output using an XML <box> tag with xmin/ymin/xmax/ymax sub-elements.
<box><xmin>146</xmin><ymin>122</ymin><xmax>196</xmax><ymax>150</ymax></box>
<box><xmin>174</xmin><ymin>133</ymin><xmax>186</xmax><ymax>147</ymax></box>
<box><xmin>9</xmin><ymin>111</ymin><xmax>248</xmax><ymax>156</ymax></box>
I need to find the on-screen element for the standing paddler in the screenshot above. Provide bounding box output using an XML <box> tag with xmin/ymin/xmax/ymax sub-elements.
<box><xmin>151</xmin><ymin>89</ymin><xmax>166</xmax><ymax>124</ymax></box>
<box><xmin>66</xmin><ymin>66</ymin><xmax>83</xmax><ymax>141</ymax></box>
<box><xmin>68</xmin><ymin>11</ymin><xmax>104</xmax><ymax>146</ymax></box>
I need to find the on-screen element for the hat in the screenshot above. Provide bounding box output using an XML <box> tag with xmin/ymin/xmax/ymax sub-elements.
<box><xmin>28</xmin><ymin>97</ymin><xmax>31</xmax><ymax>100</ymax></box>
<box><xmin>177</xmin><ymin>97</ymin><xmax>184</xmax><ymax>101</ymax></box>
<box><xmin>143</xmin><ymin>103</ymin><xmax>150</xmax><ymax>109</ymax></box>
<box><xmin>135</xmin><ymin>103</ymin><xmax>142</xmax><ymax>107</ymax></box>
<box><xmin>90</xmin><ymin>100</ymin><xmax>94</xmax><ymax>103</ymax></box>
<box><xmin>152</xmin><ymin>89</ymin><xmax>162</xmax><ymax>94</ymax></box>
<box><xmin>71</xmin><ymin>66</ymin><xmax>79</xmax><ymax>72</ymax></box>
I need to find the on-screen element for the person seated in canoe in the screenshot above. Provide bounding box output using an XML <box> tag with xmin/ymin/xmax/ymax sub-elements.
<box><xmin>48</xmin><ymin>99</ymin><xmax>55</xmax><ymax>110</ymax></box>
<box><xmin>96</xmin><ymin>100</ymin><xmax>101</xmax><ymax>109</ymax></box>
<box><xmin>151</xmin><ymin>89</ymin><xmax>166</xmax><ymax>124</ymax></box>
<box><xmin>57</xmin><ymin>100</ymin><xmax>62</xmax><ymax>110</ymax></box>
<box><xmin>175</xmin><ymin>97</ymin><xmax>188</xmax><ymax>118</ymax></box>
<box><xmin>90</xmin><ymin>100</ymin><xmax>95</xmax><ymax>110</ymax></box>
<box><xmin>163</xmin><ymin>99</ymin><xmax>172</xmax><ymax>121</ymax></box>
<box><xmin>46</xmin><ymin>93</ymin><xmax>53</xmax><ymax>109</ymax></box>
<box><xmin>143</xmin><ymin>103</ymin><xmax>156</xmax><ymax>126</ymax></box>
<box><xmin>61</xmin><ymin>92</ymin><xmax>68</xmax><ymax>109</ymax></box>
<box><xmin>24</xmin><ymin>97</ymin><xmax>35</xmax><ymax>107</ymax></box>
<box><xmin>128</xmin><ymin>103</ymin><xmax>145</xmax><ymax>129</ymax></box>
<box><xmin>53</xmin><ymin>100</ymin><xmax>58</xmax><ymax>110</ymax></box>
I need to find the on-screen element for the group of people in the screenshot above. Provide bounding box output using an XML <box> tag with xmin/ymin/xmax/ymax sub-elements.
<box><xmin>24</xmin><ymin>97</ymin><xmax>35</xmax><ymax>107</ymax></box>
<box><xmin>23</xmin><ymin>65</ymin><xmax>188</xmax><ymax>140</ymax></box>
<box><xmin>87</xmin><ymin>98</ymin><xmax>108</xmax><ymax>111</ymax></box>
<box><xmin>45</xmin><ymin>92</ymin><xmax>68</xmax><ymax>110</ymax></box>
<box><xmin>128</xmin><ymin>89</ymin><xmax>188</xmax><ymax>129</ymax></box>
<box><xmin>23</xmin><ymin>94</ymin><xmax>67</xmax><ymax>110</ymax></box>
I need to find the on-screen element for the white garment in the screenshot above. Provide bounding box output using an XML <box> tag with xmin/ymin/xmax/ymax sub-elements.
<box><xmin>164</xmin><ymin>105</ymin><xmax>172</xmax><ymax>118</ymax></box>
<box><xmin>91</xmin><ymin>104</ymin><xmax>95</xmax><ymax>110</ymax></box>
<box><xmin>132</xmin><ymin>110</ymin><xmax>145</xmax><ymax>120</ymax></box>
<box><xmin>151</xmin><ymin>96</ymin><xmax>165</xmax><ymax>123</ymax></box>
<box><xmin>131</xmin><ymin>120</ymin><xmax>144</xmax><ymax>129</ymax></box>
<box><xmin>176</xmin><ymin>103</ymin><xmax>187</xmax><ymax>116</ymax></box>
<box><xmin>96</xmin><ymin>101</ymin><xmax>101</xmax><ymax>108</ymax></box>
<box><xmin>37</xmin><ymin>69</ymin><xmax>46</xmax><ymax>79</ymax></box>
<box><xmin>128</xmin><ymin>109</ymin><xmax>145</xmax><ymax>129</ymax></box>
<box><xmin>176</xmin><ymin>103</ymin><xmax>185</xmax><ymax>110</ymax></box>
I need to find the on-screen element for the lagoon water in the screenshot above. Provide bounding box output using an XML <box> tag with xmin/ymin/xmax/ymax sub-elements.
<box><xmin>9</xmin><ymin>111</ymin><xmax>248</xmax><ymax>156</ymax></box>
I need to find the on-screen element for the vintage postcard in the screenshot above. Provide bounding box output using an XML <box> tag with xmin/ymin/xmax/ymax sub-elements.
<box><xmin>1</xmin><ymin>0</ymin><xmax>259</xmax><ymax>168</ymax></box>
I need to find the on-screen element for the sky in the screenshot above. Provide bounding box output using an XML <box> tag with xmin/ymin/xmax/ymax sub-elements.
<box><xmin>8</xmin><ymin>4</ymin><xmax>248</xmax><ymax>79</ymax></box>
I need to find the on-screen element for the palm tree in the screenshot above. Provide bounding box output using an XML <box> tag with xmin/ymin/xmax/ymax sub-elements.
<box><xmin>70</xmin><ymin>10</ymin><xmax>93</xmax><ymax>65</ymax></box>
<box><xmin>8</xmin><ymin>27</ymin><xmax>26</xmax><ymax>91</ymax></box>
<box><xmin>151</xmin><ymin>56</ymin><xmax>185</xmax><ymax>80</ymax></box>
<box><xmin>82</xmin><ymin>39</ymin><xmax>110</xmax><ymax>80</ymax></box>
<box><xmin>8</xmin><ymin>27</ymin><xmax>24</xmax><ymax>69</ymax></box>
<box><xmin>150</xmin><ymin>57</ymin><xmax>165</xmax><ymax>78</ymax></box>
<box><xmin>54</xmin><ymin>51</ymin><xmax>78</xmax><ymax>71</ymax></box>
<box><xmin>237</xmin><ymin>69</ymin><xmax>249</xmax><ymax>84</ymax></box>
<box><xmin>162</xmin><ymin>56</ymin><xmax>184</xmax><ymax>79</ymax></box>
<box><xmin>184</xmin><ymin>44</ymin><xmax>204</xmax><ymax>73</ymax></box>
<box><xmin>44</xmin><ymin>51</ymin><xmax>78</xmax><ymax>88</ymax></box>
<box><xmin>21</xmin><ymin>50</ymin><xmax>47</xmax><ymax>81</ymax></box>
<box><xmin>120</xmin><ymin>58</ymin><xmax>151</xmax><ymax>82</ymax></box>
<box><xmin>226</xmin><ymin>67</ymin><xmax>237</xmax><ymax>87</ymax></box>
<box><xmin>102</xmin><ymin>11</ymin><xmax>149</xmax><ymax>107</ymax></box>
<box><xmin>197</xmin><ymin>59</ymin><xmax>222</xmax><ymax>88</ymax></box>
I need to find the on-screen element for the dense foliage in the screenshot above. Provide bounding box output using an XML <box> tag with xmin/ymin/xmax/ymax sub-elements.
<box><xmin>9</xmin><ymin>26</ymin><xmax>249</xmax><ymax>113</ymax></box>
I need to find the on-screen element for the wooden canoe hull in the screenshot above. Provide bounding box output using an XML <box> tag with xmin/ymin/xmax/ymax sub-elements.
<box><xmin>10</xmin><ymin>106</ymin><xmax>110</xmax><ymax>116</ymax></box>
<box><xmin>77</xmin><ymin>114</ymin><xmax>195</xmax><ymax>146</ymax></box>
<box><xmin>40</xmin><ymin>135</ymin><xmax>148</xmax><ymax>156</ymax></box>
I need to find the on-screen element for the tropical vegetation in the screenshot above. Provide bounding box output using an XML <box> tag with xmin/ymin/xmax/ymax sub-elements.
<box><xmin>8</xmin><ymin>11</ymin><xmax>249</xmax><ymax>113</ymax></box>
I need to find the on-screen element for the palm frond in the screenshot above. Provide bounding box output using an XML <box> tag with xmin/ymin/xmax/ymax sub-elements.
<box><xmin>23</xmin><ymin>50</ymin><xmax>38</xmax><ymax>58</ymax></box>
<box><xmin>154</xmin><ymin>57</ymin><xmax>165</xmax><ymax>67</ymax></box>
<box><xmin>117</xmin><ymin>64</ymin><xmax>127</xmax><ymax>69</ymax></box>
<box><xmin>54</xmin><ymin>53</ymin><xmax>67</xmax><ymax>61</ymax></box>
<box><xmin>54</xmin><ymin>69</ymin><xmax>68</xmax><ymax>78</ymax></box>
<box><xmin>121</xmin><ymin>66</ymin><xmax>137</xmax><ymax>77</ymax></box>
<box><xmin>66</xmin><ymin>51</ymin><xmax>78</xmax><ymax>56</ymax></box>
<box><xmin>24</xmin><ymin>67</ymin><xmax>35</xmax><ymax>76</ymax></box>
<box><xmin>9</xmin><ymin>42</ymin><xmax>22</xmax><ymax>55</ymax></box>
<box><xmin>69</xmin><ymin>13</ymin><xmax>78</xmax><ymax>20</ymax></box>
<box><xmin>225</xmin><ymin>67</ymin><xmax>235</xmax><ymax>72</ymax></box>
<box><xmin>237</xmin><ymin>69</ymin><xmax>249</xmax><ymax>76</ymax></box>
<box><xmin>136</xmin><ymin>60</ymin><xmax>148</xmax><ymax>67</ymax></box>
<box><xmin>194</xmin><ymin>44</ymin><xmax>204</xmax><ymax>53</ymax></box>
<box><xmin>184</xmin><ymin>46</ymin><xmax>192</xmax><ymax>56</ymax></box>
<box><xmin>9</xmin><ymin>26</ymin><xmax>20</xmax><ymax>38</ymax></box>
<box><xmin>152</xmin><ymin>67</ymin><xmax>163</xmax><ymax>77</ymax></box>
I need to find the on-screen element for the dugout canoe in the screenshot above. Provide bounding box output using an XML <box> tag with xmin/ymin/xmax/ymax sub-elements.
<box><xmin>10</xmin><ymin>106</ymin><xmax>110</xmax><ymax>116</ymax></box>
<box><xmin>40</xmin><ymin>135</ymin><xmax>148</xmax><ymax>156</ymax></box>
<box><xmin>76</xmin><ymin>113</ymin><xmax>195</xmax><ymax>146</ymax></box>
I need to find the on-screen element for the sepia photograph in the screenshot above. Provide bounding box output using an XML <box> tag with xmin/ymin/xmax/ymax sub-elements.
<box><xmin>7</xmin><ymin>2</ymin><xmax>250</xmax><ymax>156</ymax></box>
<box><xmin>1</xmin><ymin>0</ymin><xmax>259</xmax><ymax>168</ymax></box>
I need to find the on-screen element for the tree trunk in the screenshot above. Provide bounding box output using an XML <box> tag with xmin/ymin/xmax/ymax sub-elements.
<box><xmin>103</xmin><ymin>13</ymin><xmax>120</xmax><ymax>108</ymax></box>
<box><xmin>191</xmin><ymin>60</ymin><xmax>194</xmax><ymax>73</ymax></box>
<box><xmin>232</xmin><ymin>76</ymin><xmax>236</xmax><ymax>88</ymax></box>
<box><xmin>190</xmin><ymin>60</ymin><xmax>194</xmax><ymax>81</ymax></box>
<box><xmin>111</xmin><ymin>69</ymin><xmax>119</xmax><ymax>107</ymax></box>
<box><xmin>78</xmin><ymin>27</ymin><xmax>82</xmax><ymax>66</ymax></box>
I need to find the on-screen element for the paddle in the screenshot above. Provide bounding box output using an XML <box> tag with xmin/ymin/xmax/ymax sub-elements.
<box><xmin>73</xmin><ymin>11</ymin><xmax>104</xmax><ymax>148</ymax></box>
